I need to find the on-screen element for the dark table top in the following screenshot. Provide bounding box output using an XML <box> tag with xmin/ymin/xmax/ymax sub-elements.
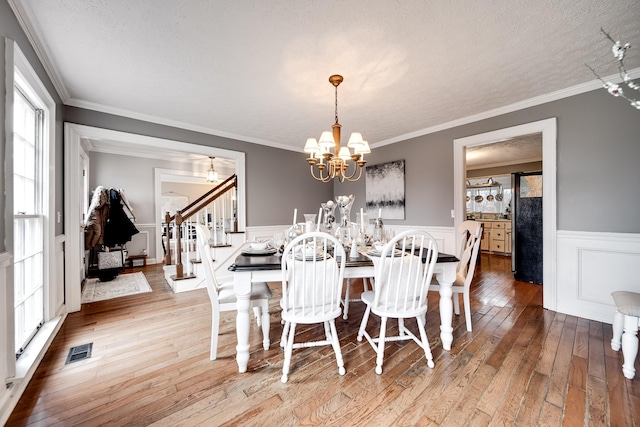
<box><xmin>229</xmin><ymin>250</ymin><xmax>459</xmax><ymax>272</ymax></box>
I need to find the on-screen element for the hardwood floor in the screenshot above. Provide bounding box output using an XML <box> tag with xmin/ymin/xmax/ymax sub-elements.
<box><xmin>8</xmin><ymin>254</ymin><xmax>640</xmax><ymax>426</ymax></box>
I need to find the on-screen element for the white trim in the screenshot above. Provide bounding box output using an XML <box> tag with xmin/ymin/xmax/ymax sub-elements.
<box><xmin>64</xmin><ymin>124</ymin><xmax>247</xmax><ymax>312</ymax></box>
<box><xmin>12</xmin><ymin>42</ymin><xmax>57</xmax><ymax>323</ymax></box>
<box><xmin>67</xmin><ymin>98</ymin><xmax>299</xmax><ymax>152</ymax></box>
<box><xmin>7</xmin><ymin>0</ymin><xmax>69</xmax><ymax>102</ymax></box>
<box><xmin>556</xmin><ymin>230</ymin><xmax>640</xmax><ymax>324</ymax></box>
<box><xmin>453</xmin><ymin>118</ymin><xmax>557</xmax><ymax>311</ymax></box>
<box><xmin>1</xmin><ymin>314</ymin><xmax>65</xmax><ymax>427</ymax></box>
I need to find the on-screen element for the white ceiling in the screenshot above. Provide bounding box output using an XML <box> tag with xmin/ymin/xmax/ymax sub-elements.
<box><xmin>10</xmin><ymin>0</ymin><xmax>640</xmax><ymax>158</ymax></box>
<box><xmin>466</xmin><ymin>133</ymin><xmax>542</xmax><ymax>170</ymax></box>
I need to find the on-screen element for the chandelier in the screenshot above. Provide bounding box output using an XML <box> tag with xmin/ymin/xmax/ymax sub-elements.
<box><xmin>206</xmin><ymin>156</ymin><xmax>218</xmax><ymax>182</ymax></box>
<box><xmin>304</xmin><ymin>75</ymin><xmax>371</xmax><ymax>182</ymax></box>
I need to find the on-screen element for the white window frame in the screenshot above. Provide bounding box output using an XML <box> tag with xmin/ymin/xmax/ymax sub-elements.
<box><xmin>13</xmin><ymin>85</ymin><xmax>45</xmax><ymax>356</ymax></box>
<box><xmin>4</xmin><ymin>39</ymin><xmax>58</xmax><ymax>378</ymax></box>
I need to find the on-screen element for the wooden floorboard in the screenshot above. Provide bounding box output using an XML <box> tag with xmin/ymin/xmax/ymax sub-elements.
<box><xmin>7</xmin><ymin>253</ymin><xmax>639</xmax><ymax>426</ymax></box>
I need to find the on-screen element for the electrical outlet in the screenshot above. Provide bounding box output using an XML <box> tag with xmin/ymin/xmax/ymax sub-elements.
<box><xmin>450</xmin><ymin>210</ymin><xmax>455</xmax><ymax>218</ymax></box>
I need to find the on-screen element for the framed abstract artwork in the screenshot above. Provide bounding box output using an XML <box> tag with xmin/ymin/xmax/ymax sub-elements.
<box><xmin>365</xmin><ymin>159</ymin><xmax>405</xmax><ymax>219</ymax></box>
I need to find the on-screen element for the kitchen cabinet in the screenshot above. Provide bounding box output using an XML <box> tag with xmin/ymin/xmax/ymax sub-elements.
<box><xmin>481</xmin><ymin>222</ymin><xmax>491</xmax><ymax>251</ymax></box>
<box><xmin>480</xmin><ymin>220</ymin><xmax>511</xmax><ymax>255</ymax></box>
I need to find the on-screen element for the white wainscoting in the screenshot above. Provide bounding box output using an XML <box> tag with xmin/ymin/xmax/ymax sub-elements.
<box><xmin>132</xmin><ymin>224</ymin><xmax>155</xmax><ymax>263</ymax></box>
<box><xmin>246</xmin><ymin>225</ymin><xmax>456</xmax><ymax>255</ymax></box>
<box><xmin>556</xmin><ymin>230</ymin><xmax>640</xmax><ymax>324</ymax></box>
<box><xmin>0</xmin><ymin>252</ymin><xmax>13</xmax><ymax>424</ymax></box>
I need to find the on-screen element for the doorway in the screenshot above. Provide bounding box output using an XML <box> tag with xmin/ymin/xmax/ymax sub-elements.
<box><xmin>453</xmin><ymin>118</ymin><xmax>557</xmax><ymax>312</ymax></box>
<box><xmin>64</xmin><ymin>123</ymin><xmax>247</xmax><ymax>313</ymax></box>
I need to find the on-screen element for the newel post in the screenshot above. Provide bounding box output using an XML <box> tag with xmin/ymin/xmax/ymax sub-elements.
<box><xmin>164</xmin><ymin>211</ymin><xmax>172</xmax><ymax>265</ymax></box>
<box><xmin>174</xmin><ymin>210</ymin><xmax>184</xmax><ymax>278</ymax></box>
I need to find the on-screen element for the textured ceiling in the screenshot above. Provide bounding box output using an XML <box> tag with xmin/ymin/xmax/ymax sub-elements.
<box><xmin>466</xmin><ymin>134</ymin><xmax>542</xmax><ymax>169</ymax></box>
<box><xmin>10</xmin><ymin>0</ymin><xmax>640</xmax><ymax>155</ymax></box>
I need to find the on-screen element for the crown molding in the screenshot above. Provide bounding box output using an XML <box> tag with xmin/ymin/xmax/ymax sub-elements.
<box><xmin>8</xmin><ymin>0</ymin><xmax>70</xmax><ymax>102</ymax></box>
<box><xmin>372</xmin><ymin>67</ymin><xmax>640</xmax><ymax>149</ymax></box>
<box><xmin>65</xmin><ymin>97</ymin><xmax>299</xmax><ymax>152</ymax></box>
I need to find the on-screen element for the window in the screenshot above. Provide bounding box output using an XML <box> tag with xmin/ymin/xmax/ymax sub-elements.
<box><xmin>13</xmin><ymin>85</ymin><xmax>45</xmax><ymax>357</ymax></box>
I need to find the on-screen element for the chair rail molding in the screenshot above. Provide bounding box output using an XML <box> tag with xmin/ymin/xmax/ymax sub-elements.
<box><xmin>556</xmin><ymin>230</ymin><xmax>640</xmax><ymax>323</ymax></box>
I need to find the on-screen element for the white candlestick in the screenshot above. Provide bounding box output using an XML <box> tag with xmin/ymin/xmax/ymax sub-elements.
<box><xmin>360</xmin><ymin>208</ymin><xmax>365</xmax><ymax>232</ymax></box>
<box><xmin>378</xmin><ymin>208</ymin><xmax>382</xmax><ymax>219</ymax></box>
<box><xmin>293</xmin><ymin>208</ymin><xmax>297</xmax><ymax>225</ymax></box>
<box><xmin>317</xmin><ymin>207</ymin><xmax>322</xmax><ymax>231</ymax></box>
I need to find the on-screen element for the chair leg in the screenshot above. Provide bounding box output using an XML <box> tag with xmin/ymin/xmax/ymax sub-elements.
<box><xmin>324</xmin><ymin>321</ymin><xmax>332</xmax><ymax>341</ymax></box>
<box><xmin>612</xmin><ymin>311</ymin><xmax>623</xmax><ymax>351</ymax></box>
<box><xmin>621</xmin><ymin>315</ymin><xmax>639</xmax><ymax>379</ymax></box>
<box><xmin>363</xmin><ymin>277</ymin><xmax>372</xmax><ymax>292</ymax></box>
<box><xmin>453</xmin><ymin>292</ymin><xmax>460</xmax><ymax>315</ymax></box>
<box><xmin>357</xmin><ymin>305</ymin><xmax>371</xmax><ymax>342</ymax></box>
<box><xmin>328</xmin><ymin>320</ymin><xmax>346</xmax><ymax>376</ymax></box>
<box><xmin>281</xmin><ymin>322</ymin><xmax>297</xmax><ymax>383</ymax></box>
<box><xmin>253</xmin><ymin>306</ymin><xmax>262</xmax><ymax>327</ymax></box>
<box><xmin>375</xmin><ymin>317</ymin><xmax>388</xmax><ymax>375</ymax></box>
<box><xmin>280</xmin><ymin>321</ymin><xmax>290</xmax><ymax>348</ymax></box>
<box><xmin>398</xmin><ymin>318</ymin><xmax>406</xmax><ymax>336</ymax></box>
<box><xmin>210</xmin><ymin>309</ymin><xmax>220</xmax><ymax>360</ymax></box>
<box><xmin>463</xmin><ymin>291</ymin><xmax>472</xmax><ymax>332</ymax></box>
<box><xmin>342</xmin><ymin>279</ymin><xmax>351</xmax><ymax>320</ymax></box>
<box><xmin>260</xmin><ymin>301</ymin><xmax>270</xmax><ymax>350</ymax></box>
<box><xmin>417</xmin><ymin>315</ymin><xmax>435</xmax><ymax>368</ymax></box>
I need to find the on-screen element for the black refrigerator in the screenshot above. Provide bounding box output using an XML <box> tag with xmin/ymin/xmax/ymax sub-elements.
<box><xmin>511</xmin><ymin>171</ymin><xmax>543</xmax><ymax>284</ymax></box>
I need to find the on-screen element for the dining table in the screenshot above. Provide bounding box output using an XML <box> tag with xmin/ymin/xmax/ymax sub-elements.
<box><xmin>228</xmin><ymin>248</ymin><xmax>459</xmax><ymax>373</ymax></box>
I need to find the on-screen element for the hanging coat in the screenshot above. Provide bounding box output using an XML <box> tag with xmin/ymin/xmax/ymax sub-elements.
<box><xmin>104</xmin><ymin>188</ymin><xmax>139</xmax><ymax>247</ymax></box>
<box><xmin>85</xmin><ymin>186</ymin><xmax>109</xmax><ymax>249</ymax></box>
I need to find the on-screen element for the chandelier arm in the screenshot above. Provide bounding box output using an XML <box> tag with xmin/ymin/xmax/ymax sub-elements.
<box><xmin>341</xmin><ymin>161</ymin><xmax>362</xmax><ymax>180</ymax></box>
<box><xmin>310</xmin><ymin>164</ymin><xmax>335</xmax><ymax>183</ymax></box>
<box><xmin>343</xmin><ymin>164</ymin><xmax>365</xmax><ymax>182</ymax></box>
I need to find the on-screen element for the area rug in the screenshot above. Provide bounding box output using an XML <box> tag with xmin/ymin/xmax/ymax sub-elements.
<box><xmin>81</xmin><ymin>272</ymin><xmax>152</xmax><ymax>303</ymax></box>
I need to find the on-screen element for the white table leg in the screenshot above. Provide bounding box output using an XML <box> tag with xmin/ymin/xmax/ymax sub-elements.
<box><xmin>436</xmin><ymin>263</ymin><xmax>456</xmax><ymax>351</ymax></box>
<box><xmin>234</xmin><ymin>271</ymin><xmax>253</xmax><ymax>373</ymax></box>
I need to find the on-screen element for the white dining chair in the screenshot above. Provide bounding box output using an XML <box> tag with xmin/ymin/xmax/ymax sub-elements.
<box><xmin>429</xmin><ymin>220</ymin><xmax>482</xmax><ymax>332</ymax></box>
<box><xmin>357</xmin><ymin>230</ymin><xmax>439</xmax><ymax>374</ymax></box>
<box><xmin>611</xmin><ymin>290</ymin><xmax>640</xmax><ymax>379</ymax></box>
<box><xmin>195</xmin><ymin>224</ymin><xmax>271</xmax><ymax>360</ymax></box>
<box><xmin>280</xmin><ymin>232</ymin><xmax>347</xmax><ymax>383</ymax></box>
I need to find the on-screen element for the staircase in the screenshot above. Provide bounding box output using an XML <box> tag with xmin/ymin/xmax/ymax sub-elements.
<box><xmin>162</xmin><ymin>175</ymin><xmax>245</xmax><ymax>293</ymax></box>
<box><xmin>163</xmin><ymin>231</ymin><xmax>246</xmax><ymax>293</ymax></box>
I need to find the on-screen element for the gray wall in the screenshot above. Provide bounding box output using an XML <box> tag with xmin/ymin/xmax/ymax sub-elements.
<box><xmin>331</xmin><ymin>89</ymin><xmax>640</xmax><ymax>233</ymax></box>
<box><xmin>3</xmin><ymin>0</ymin><xmax>640</xmax><ymax>255</ymax></box>
<box><xmin>64</xmin><ymin>106</ymin><xmax>333</xmax><ymax>226</ymax></box>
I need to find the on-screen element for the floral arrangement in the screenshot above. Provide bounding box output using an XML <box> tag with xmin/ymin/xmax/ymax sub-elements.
<box><xmin>586</xmin><ymin>28</ymin><xmax>639</xmax><ymax>109</ymax></box>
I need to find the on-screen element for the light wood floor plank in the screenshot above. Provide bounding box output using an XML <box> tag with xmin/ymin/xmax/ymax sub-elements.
<box><xmin>7</xmin><ymin>253</ymin><xmax>636</xmax><ymax>426</ymax></box>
